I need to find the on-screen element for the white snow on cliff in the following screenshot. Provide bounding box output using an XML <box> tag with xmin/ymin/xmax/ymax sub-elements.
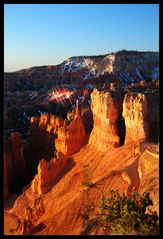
<box><xmin>60</xmin><ymin>52</ymin><xmax>159</xmax><ymax>83</ymax></box>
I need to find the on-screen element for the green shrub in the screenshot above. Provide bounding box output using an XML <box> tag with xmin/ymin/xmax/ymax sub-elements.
<box><xmin>81</xmin><ymin>189</ymin><xmax>159</xmax><ymax>235</ymax></box>
<box><xmin>100</xmin><ymin>189</ymin><xmax>159</xmax><ymax>235</ymax></box>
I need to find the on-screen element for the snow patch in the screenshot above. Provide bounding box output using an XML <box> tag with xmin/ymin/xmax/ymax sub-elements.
<box><xmin>135</xmin><ymin>68</ymin><xmax>143</xmax><ymax>80</ymax></box>
<box><xmin>150</xmin><ymin>67</ymin><xmax>159</xmax><ymax>79</ymax></box>
<box><xmin>85</xmin><ymin>83</ymin><xmax>94</xmax><ymax>89</ymax></box>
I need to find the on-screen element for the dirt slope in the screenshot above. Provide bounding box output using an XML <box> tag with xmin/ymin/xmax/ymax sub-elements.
<box><xmin>4</xmin><ymin>142</ymin><xmax>159</xmax><ymax>235</ymax></box>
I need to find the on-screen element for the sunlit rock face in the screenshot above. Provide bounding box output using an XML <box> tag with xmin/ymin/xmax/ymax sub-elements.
<box><xmin>31</xmin><ymin>159</ymin><xmax>49</xmax><ymax>195</ymax></box>
<box><xmin>89</xmin><ymin>89</ymin><xmax>122</xmax><ymax>151</ymax></box>
<box><xmin>67</xmin><ymin>107</ymin><xmax>93</xmax><ymax>135</ymax></box>
<box><xmin>5</xmin><ymin>132</ymin><xmax>26</xmax><ymax>193</ymax></box>
<box><xmin>31</xmin><ymin>157</ymin><xmax>69</xmax><ymax>195</ymax></box>
<box><xmin>30</xmin><ymin>114</ymin><xmax>64</xmax><ymax>133</ymax></box>
<box><xmin>26</xmin><ymin>109</ymin><xmax>89</xmax><ymax>182</ymax></box>
<box><xmin>138</xmin><ymin>144</ymin><xmax>159</xmax><ymax>214</ymax></box>
<box><xmin>4</xmin><ymin>154</ymin><xmax>10</xmax><ymax>201</ymax></box>
<box><xmin>30</xmin><ymin>105</ymin><xmax>89</xmax><ymax>194</ymax></box>
<box><xmin>55</xmin><ymin>104</ymin><xmax>87</xmax><ymax>157</ymax></box>
<box><xmin>123</xmin><ymin>93</ymin><xmax>149</xmax><ymax>144</ymax></box>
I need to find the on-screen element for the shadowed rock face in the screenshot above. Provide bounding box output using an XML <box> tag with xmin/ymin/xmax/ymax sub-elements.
<box><xmin>27</xmin><ymin>114</ymin><xmax>59</xmax><ymax>162</ymax></box>
<box><xmin>4</xmin><ymin>154</ymin><xmax>9</xmax><ymax>201</ymax></box>
<box><xmin>123</xmin><ymin>93</ymin><xmax>149</xmax><ymax>144</ymax></box>
<box><xmin>89</xmin><ymin>89</ymin><xmax>123</xmax><ymax>151</ymax></box>
<box><xmin>146</xmin><ymin>91</ymin><xmax>159</xmax><ymax>142</ymax></box>
<box><xmin>5</xmin><ymin>132</ymin><xmax>26</xmax><ymax>194</ymax></box>
<box><xmin>24</xmin><ymin>114</ymin><xmax>61</xmax><ymax>183</ymax></box>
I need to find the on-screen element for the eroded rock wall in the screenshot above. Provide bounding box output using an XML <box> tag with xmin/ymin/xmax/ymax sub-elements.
<box><xmin>4</xmin><ymin>154</ymin><xmax>10</xmax><ymax>201</ymax></box>
<box><xmin>122</xmin><ymin>93</ymin><xmax>149</xmax><ymax>144</ymax></box>
<box><xmin>138</xmin><ymin>144</ymin><xmax>159</xmax><ymax>214</ymax></box>
<box><xmin>25</xmin><ymin>114</ymin><xmax>61</xmax><ymax>179</ymax></box>
<box><xmin>55</xmin><ymin>105</ymin><xmax>87</xmax><ymax>157</ymax></box>
<box><xmin>5</xmin><ymin>132</ymin><xmax>26</xmax><ymax>193</ymax></box>
<box><xmin>31</xmin><ymin>157</ymin><xmax>69</xmax><ymax>195</ymax></box>
<box><xmin>89</xmin><ymin>89</ymin><xmax>122</xmax><ymax>151</ymax></box>
<box><xmin>27</xmin><ymin>116</ymin><xmax>57</xmax><ymax>161</ymax></box>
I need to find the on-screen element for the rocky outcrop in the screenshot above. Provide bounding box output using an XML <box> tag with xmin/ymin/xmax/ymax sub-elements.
<box><xmin>5</xmin><ymin>132</ymin><xmax>26</xmax><ymax>193</ymax></box>
<box><xmin>25</xmin><ymin>114</ymin><xmax>61</xmax><ymax>181</ymax></box>
<box><xmin>4</xmin><ymin>51</ymin><xmax>159</xmax><ymax>143</ymax></box>
<box><xmin>27</xmin><ymin>114</ymin><xmax>63</xmax><ymax>159</ymax></box>
<box><xmin>4</xmin><ymin>154</ymin><xmax>9</xmax><ymax>201</ymax></box>
<box><xmin>30</xmin><ymin>114</ymin><xmax>64</xmax><ymax>133</ymax></box>
<box><xmin>55</xmin><ymin>101</ymin><xmax>87</xmax><ymax>156</ymax></box>
<box><xmin>31</xmin><ymin>159</ymin><xmax>49</xmax><ymax>195</ymax></box>
<box><xmin>89</xmin><ymin>89</ymin><xmax>122</xmax><ymax>151</ymax></box>
<box><xmin>67</xmin><ymin>106</ymin><xmax>93</xmax><ymax>135</ymax></box>
<box><xmin>26</xmin><ymin>105</ymin><xmax>90</xmax><ymax>183</ymax></box>
<box><xmin>123</xmin><ymin>93</ymin><xmax>149</xmax><ymax>144</ymax></box>
<box><xmin>30</xmin><ymin>103</ymin><xmax>87</xmax><ymax>195</ymax></box>
<box><xmin>138</xmin><ymin>143</ymin><xmax>159</xmax><ymax>214</ymax></box>
<box><xmin>31</xmin><ymin>157</ymin><xmax>69</xmax><ymax>195</ymax></box>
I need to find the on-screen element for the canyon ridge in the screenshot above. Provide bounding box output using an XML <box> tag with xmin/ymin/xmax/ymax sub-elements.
<box><xmin>4</xmin><ymin>50</ymin><xmax>159</xmax><ymax>235</ymax></box>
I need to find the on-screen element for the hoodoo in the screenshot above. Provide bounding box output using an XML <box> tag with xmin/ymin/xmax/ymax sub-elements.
<box><xmin>123</xmin><ymin>93</ymin><xmax>149</xmax><ymax>144</ymax></box>
<box><xmin>55</xmin><ymin>100</ymin><xmax>87</xmax><ymax>156</ymax></box>
<box><xmin>4</xmin><ymin>50</ymin><xmax>159</xmax><ymax>235</ymax></box>
<box><xmin>89</xmin><ymin>89</ymin><xmax>122</xmax><ymax>151</ymax></box>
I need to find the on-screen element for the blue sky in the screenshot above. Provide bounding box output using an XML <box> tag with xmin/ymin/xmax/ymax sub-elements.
<box><xmin>4</xmin><ymin>4</ymin><xmax>159</xmax><ymax>72</ymax></box>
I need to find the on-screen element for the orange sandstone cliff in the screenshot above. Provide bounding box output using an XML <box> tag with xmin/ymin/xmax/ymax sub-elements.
<box><xmin>123</xmin><ymin>93</ymin><xmax>149</xmax><ymax>144</ymax></box>
<box><xmin>55</xmin><ymin>101</ymin><xmax>87</xmax><ymax>157</ymax></box>
<box><xmin>4</xmin><ymin>88</ymin><xmax>159</xmax><ymax>235</ymax></box>
<box><xmin>138</xmin><ymin>143</ymin><xmax>159</xmax><ymax>215</ymax></box>
<box><xmin>89</xmin><ymin>89</ymin><xmax>122</xmax><ymax>151</ymax></box>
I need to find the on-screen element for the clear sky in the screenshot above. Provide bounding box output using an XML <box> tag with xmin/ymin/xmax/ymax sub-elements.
<box><xmin>4</xmin><ymin>4</ymin><xmax>159</xmax><ymax>72</ymax></box>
